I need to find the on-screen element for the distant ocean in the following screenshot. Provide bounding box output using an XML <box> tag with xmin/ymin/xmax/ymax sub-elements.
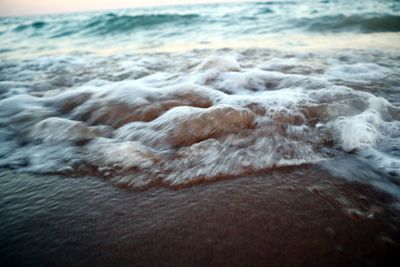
<box><xmin>1</xmin><ymin>0</ymin><xmax>400</xmax><ymax>56</ymax></box>
<box><xmin>0</xmin><ymin>1</ymin><xmax>400</xmax><ymax>266</ymax></box>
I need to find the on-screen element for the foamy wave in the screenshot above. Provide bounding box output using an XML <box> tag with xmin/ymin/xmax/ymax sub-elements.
<box><xmin>0</xmin><ymin>49</ymin><xmax>399</xmax><ymax>189</ymax></box>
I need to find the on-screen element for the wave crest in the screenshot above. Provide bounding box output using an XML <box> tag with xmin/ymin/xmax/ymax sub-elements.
<box><xmin>13</xmin><ymin>21</ymin><xmax>47</xmax><ymax>32</ymax></box>
<box><xmin>298</xmin><ymin>14</ymin><xmax>400</xmax><ymax>33</ymax></box>
<box><xmin>80</xmin><ymin>13</ymin><xmax>200</xmax><ymax>36</ymax></box>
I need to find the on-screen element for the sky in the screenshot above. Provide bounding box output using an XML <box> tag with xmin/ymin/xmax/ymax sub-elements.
<box><xmin>0</xmin><ymin>0</ymin><xmax>250</xmax><ymax>17</ymax></box>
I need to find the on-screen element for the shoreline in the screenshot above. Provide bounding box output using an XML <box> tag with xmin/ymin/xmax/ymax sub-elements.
<box><xmin>2</xmin><ymin>32</ymin><xmax>400</xmax><ymax>61</ymax></box>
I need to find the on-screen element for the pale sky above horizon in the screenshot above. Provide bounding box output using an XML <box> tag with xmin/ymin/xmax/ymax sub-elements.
<box><xmin>0</xmin><ymin>0</ymin><xmax>251</xmax><ymax>17</ymax></box>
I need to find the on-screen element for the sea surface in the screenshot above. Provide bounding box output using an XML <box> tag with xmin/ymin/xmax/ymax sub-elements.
<box><xmin>1</xmin><ymin>0</ymin><xmax>400</xmax><ymax>266</ymax></box>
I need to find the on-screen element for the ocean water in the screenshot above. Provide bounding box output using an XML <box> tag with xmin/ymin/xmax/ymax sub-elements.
<box><xmin>1</xmin><ymin>0</ymin><xmax>400</xmax><ymax>57</ymax></box>
<box><xmin>1</xmin><ymin>0</ymin><xmax>399</xmax><ymax>192</ymax></box>
<box><xmin>0</xmin><ymin>1</ymin><xmax>400</xmax><ymax>266</ymax></box>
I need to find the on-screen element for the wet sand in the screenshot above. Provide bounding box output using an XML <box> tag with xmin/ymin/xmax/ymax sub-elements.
<box><xmin>1</xmin><ymin>164</ymin><xmax>399</xmax><ymax>267</ymax></box>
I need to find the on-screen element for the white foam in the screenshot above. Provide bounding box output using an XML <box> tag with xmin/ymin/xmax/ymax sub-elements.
<box><xmin>0</xmin><ymin>94</ymin><xmax>43</xmax><ymax>117</ymax></box>
<box><xmin>0</xmin><ymin>49</ymin><xmax>399</xmax><ymax>189</ymax></box>
<box><xmin>197</xmin><ymin>56</ymin><xmax>241</xmax><ymax>72</ymax></box>
<box><xmin>326</xmin><ymin>62</ymin><xmax>389</xmax><ymax>82</ymax></box>
<box><xmin>22</xmin><ymin>117</ymin><xmax>100</xmax><ymax>143</ymax></box>
<box><xmin>87</xmin><ymin>138</ymin><xmax>159</xmax><ymax>171</ymax></box>
<box><xmin>335</xmin><ymin>113</ymin><xmax>379</xmax><ymax>151</ymax></box>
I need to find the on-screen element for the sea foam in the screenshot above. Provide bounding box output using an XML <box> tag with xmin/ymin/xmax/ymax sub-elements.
<box><xmin>0</xmin><ymin>50</ymin><xmax>399</xmax><ymax>190</ymax></box>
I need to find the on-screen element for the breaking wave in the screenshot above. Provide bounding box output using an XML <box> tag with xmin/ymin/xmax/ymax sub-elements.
<box><xmin>297</xmin><ymin>14</ymin><xmax>400</xmax><ymax>33</ymax></box>
<box><xmin>13</xmin><ymin>21</ymin><xmax>47</xmax><ymax>32</ymax></box>
<box><xmin>82</xmin><ymin>13</ymin><xmax>201</xmax><ymax>36</ymax></box>
<box><xmin>8</xmin><ymin>13</ymin><xmax>201</xmax><ymax>38</ymax></box>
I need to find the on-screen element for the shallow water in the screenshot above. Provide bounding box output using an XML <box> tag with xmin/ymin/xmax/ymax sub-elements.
<box><xmin>1</xmin><ymin>0</ymin><xmax>400</xmax><ymax>266</ymax></box>
<box><xmin>1</xmin><ymin>48</ymin><xmax>399</xmax><ymax>194</ymax></box>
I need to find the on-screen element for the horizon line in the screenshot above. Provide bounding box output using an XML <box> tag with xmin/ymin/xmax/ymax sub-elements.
<box><xmin>0</xmin><ymin>0</ymin><xmax>257</xmax><ymax>18</ymax></box>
